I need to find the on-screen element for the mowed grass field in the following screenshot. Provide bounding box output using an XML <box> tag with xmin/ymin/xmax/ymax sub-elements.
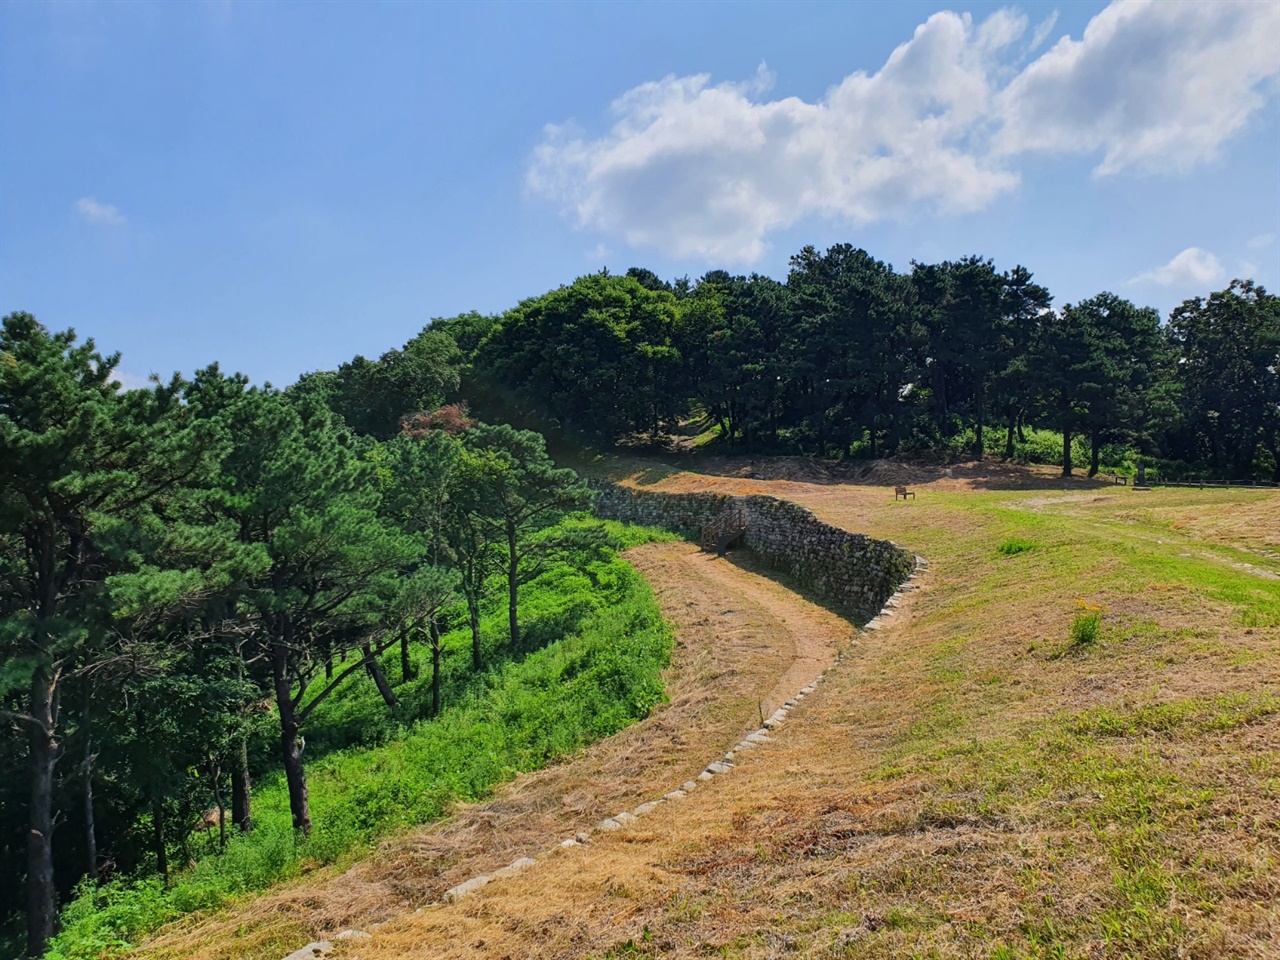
<box><xmin>348</xmin><ymin>467</ymin><xmax>1279</xmax><ymax>960</ymax></box>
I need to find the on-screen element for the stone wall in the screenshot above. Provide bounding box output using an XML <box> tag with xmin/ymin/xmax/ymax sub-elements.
<box><xmin>591</xmin><ymin>482</ymin><xmax>914</xmax><ymax>623</ymax></box>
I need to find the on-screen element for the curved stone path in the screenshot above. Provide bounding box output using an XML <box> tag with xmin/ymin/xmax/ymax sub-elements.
<box><xmin>274</xmin><ymin>545</ymin><xmax>924</xmax><ymax>960</ymax></box>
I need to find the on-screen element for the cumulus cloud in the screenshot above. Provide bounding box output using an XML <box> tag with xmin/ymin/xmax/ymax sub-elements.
<box><xmin>1128</xmin><ymin>247</ymin><xmax>1226</xmax><ymax>287</ymax></box>
<box><xmin>74</xmin><ymin>197</ymin><xmax>125</xmax><ymax>226</ymax></box>
<box><xmin>530</xmin><ymin>10</ymin><xmax>1024</xmax><ymax>262</ymax></box>
<box><xmin>995</xmin><ymin>0</ymin><xmax>1280</xmax><ymax>176</ymax></box>
<box><xmin>529</xmin><ymin>0</ymin><xmax>1280</xmax><ymax>263</ymax></box>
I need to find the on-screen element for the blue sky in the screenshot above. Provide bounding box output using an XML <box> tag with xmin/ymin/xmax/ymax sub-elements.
<box><xmin>2</xmin><ymin>0</ymin><xmax>1277</xmax><ymax>388</ymax></box>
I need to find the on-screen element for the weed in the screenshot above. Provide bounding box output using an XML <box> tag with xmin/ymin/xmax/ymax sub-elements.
<box><xmin>997</xmin><ymin>537</ymin><xmax>1035</xmax><ymax>555</ymax></box>
<box><xmin>1069</xmin><ymin>599</ymin><xmax>1105</xmax><ymax>647</ymax></box>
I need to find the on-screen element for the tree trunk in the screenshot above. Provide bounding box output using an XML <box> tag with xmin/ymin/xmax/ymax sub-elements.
<box><xmin>152</xmin><ymin>798</ymin><xmax>168</xmax><ymax>881</ymax></box>
<box><xmin>507</xmin><ymin>520</ymin><xmax>520</xmax><ymax>649</ymax></box>
<box><xmin>1016</xmin><ymin>416</ymin><xmax>1027</xmax><ymax>443</ymax></box>
<box><xmin>400</xmin><ymin>628</ymin><xmax>414</xmax><ymax>683</ymax></box>
<box><xmin>1004</xmin><ymin>411</ymin><xmax>1016</xmax><ymax>460</ymax></box>
<box><xmin>82</xmin><ymin>697</ymin><xmax>98</xmax><ymax>883</ymax></box>
<box><xmin>211</xmin><ymin>767</ymin><xmax>226</xmax><ymax>852</ymax></box>
<box><xmin>231</xmin><ymin>736</ymin><xmax>252</xmax><ymax>834</ymax></box>
<box><xmin>271</xmin><ymin>631</ymin><xmax>311</xmax><ymax>835</ymax></box>
<box><xmin>430</xmin><ymin>617</ymin><xmax>442</xmax><ymax>718</ymax></box>
<box><xmin>974</xmin><ymin>381</ymin><xmax>985</xmax><ymax>458</ymax></box>
<box><xmin>1062</xmin><ymin>426</ymin><xmax>1074</xmax><ymax>477</ymax></box>
<box><xmin>363</xmin><ymin>644</ymin><xmax>398</xmax><ymax>708</ymax></box>
<box><xmin>26</xmin><ymin>663</ymin><xmax>59</xmax><ymax>958</ymax></box>
<box><xmin>1089</xmin><ymin>430</ymin><xmax>1102</xmax><ymax>477</ymax></box>
<box><xmin>468</xmin><ymin>594</ymin><xmax>482</xmax><ymax>672</ymax></box>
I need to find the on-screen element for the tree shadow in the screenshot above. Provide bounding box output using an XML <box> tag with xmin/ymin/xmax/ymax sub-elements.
<box><xmin>716</xmin><ymin>545</ymin><xmax>875</xmax><ymax>629</ymax></box>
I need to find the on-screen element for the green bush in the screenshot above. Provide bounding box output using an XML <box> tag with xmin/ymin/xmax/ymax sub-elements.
<box><xmin>47</xmin><ymin>519</ymin><xmax>673</xmax><ymax>960</ymax></box>
<box><xmin>1070</xmin><ymin>610</ymin><xmax>1103</xmax><ymax>647</ymax></box>
<box><xmin>997</xmin><ymin>537</ymin><xmax>1035</xmax><ymax>555</ymax></box>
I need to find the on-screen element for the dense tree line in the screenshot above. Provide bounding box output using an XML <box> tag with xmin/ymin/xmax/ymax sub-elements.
<box><xmin>0</xmin><ymin>315</ymin><xmax>589</xmax><ymax>956</ymax></box>
<box><xmin>3</xmin><ymin>241</ymin><xmax>1276</xmax><ymax>956</ymax></box>
<box><xmin>450</xmin><ymin>250</ymin><xmax>1277</xmax><ymax>480</ymax></box>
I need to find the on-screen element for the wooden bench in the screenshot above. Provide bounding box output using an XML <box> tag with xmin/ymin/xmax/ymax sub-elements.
<box><xmin>894</xmin><ymin>485</ymin><xmax>915</xmax><ymax>500</ymax></box>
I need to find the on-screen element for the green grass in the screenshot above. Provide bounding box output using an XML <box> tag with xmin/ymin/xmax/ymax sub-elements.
<box><xmin>997</xmin><ymin>537</ymin><xmax>1036</xmax><ymax>555</ymax></box>
<box><xmin>46</xmin><ymin>519</ymin><xmax>676</xmax><ymax>960</ymax></box>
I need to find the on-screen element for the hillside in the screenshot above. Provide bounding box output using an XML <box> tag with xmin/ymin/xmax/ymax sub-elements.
<box><xmin>120</xmin><ymin>461</ymin><xmax>1279</xmax><ymax>959</ymax></box>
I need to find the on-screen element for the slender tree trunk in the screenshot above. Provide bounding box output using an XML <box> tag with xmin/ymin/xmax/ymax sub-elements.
<box><xmin>400</xmin><ymin>627</ymin><xmax>414</xmax><ymax>682</ymax></box>
<box><xmin>468</xmin><ymin>593</ymin><xmax>482</xmax><ymax>671</ymax></box>
<box><xmin>975</xmin><ymin>381</ymin><xmax>985</xmax><ymax>459</ymax></box>
<box><xmin>212</xmin><ymin>767</ymin><xmax>226</xmax><ymax>852</ymax></box>
<box><xmin>152</xmin><ymin>797</ymin><xmax>168</xmax><ymax>881</ymax></box>
<box><xmin>430</xmin><ymin>617</ymin><xmax>442</xmax><ymax>718</ymax></box>
<box><xmin>231</xmin><ymin>736</ymin><xmax>252</xmax><ymax>834</ymax></box>
<box><xmin>82</xmin><ymin>696</ymin><xmax>98</xmax><ymax>883</ymax></box>
<box><xmin>26</xmin><ymin>663</ymin><xmax>59</xmax><ymax>958</ymax></box>
<box><xmin>363</xmin><ymin>644</ymin><xmax>398</xmax><ymax>708</ymax></box>
<box><xmin>1016</xmin><ymin>415</ymin><xmax>1027</xmax><ymax>443</ymax></box>
<box><xmin>1089</xmin><ymin>430</ymin><xmax>1102</xmax><ymax>477</ymax></box>
<box><xmin>507</xmin><ymin>521</ymin><xmax>520</xmax><ymax>649</ymax></box>
<box><xmin>1062</xmin><ymin>426</ymin><xmax>1074</xmax><ymax>477</ymax></box>
<box><xmin>230</xmin><ymin>654</ymin><xmax>252</xmax><ymax>834</ymax></box>
<box><xmin>271</xmin><ymin>628</ymin><xmax>311</xmax><ymax>835</ymax></box>
<box><xmin>1005</xmin><ymin>411</ymin><xmax>1016</xmax><ymax>459</ymax></box>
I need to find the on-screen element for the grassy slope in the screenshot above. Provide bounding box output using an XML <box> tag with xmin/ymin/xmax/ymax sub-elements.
<box><xmin>45</xmin><ymin>519</ymin><xmax>677</xmax><ymax>960</ymax></box>
<box><xmin>357</xmin><ymin>470</ymin><xmax>1279</xmax><ymax>959</ymax></box>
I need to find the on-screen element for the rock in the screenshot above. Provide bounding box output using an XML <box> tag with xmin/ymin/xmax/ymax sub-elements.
<box><xmin>746</xmin><ymin>731</ymin><xmax>771</xmax><ymax>744</ymax></box>
<box><xmin>681</xmin><ymin>781</ymin><xmax>698</xmax><ymax>793</ymax></box>
<box><xmin>443</xmin><ymin>874</ymin><xmax>491</xmax><ymax>901</ymax></box>
<box><xmin>633</xmin><ymin>801</ymin><xmax>660</xmax><ymax>816</ymax></box>
<box><xmin>706</xmin><ymin>760</ymin><xmax>733</xmax><ymax>774</ymax></box>
<box><xmin>595</xmin><ymin>817</ymin><xmax>622</xmax><ymax>831</ymax></box>
<box><xmin>282</xmin><ymin>943</ymin><xmax>332</xmax><ymax>960</ymax></box>
<box><xmin>614</xmin><ymin>811</ymin><xmax>637</xmax><ymax>825</ymax></box>
<box><xmin>493</xmin><ymin>857</ymin><xmax>537</xmax><ymax>878</ymax></box>
<box><xmin>664</xmin><ymin>789</ymin><xmax>687</xmax><ymax>800</ymax></box>
<box><xmin>336</xmin><ymin>930</ymin><xmax>373</xmax><ymax>942</ymax></box>
<box><xmin>697</xmin><ymin>771</ymin><xmax>713</xmax><ymax>781</ymax></box>
<box><xmin>560</xmin><ymin>838</ymin><xmax>579</xmax><ymax>848</ymax></box>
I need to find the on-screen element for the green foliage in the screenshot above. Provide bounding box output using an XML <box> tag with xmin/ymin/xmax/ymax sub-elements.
<box><xmin>996</xmin><ymin>538</ymin><xmax>1034</xmax><ymax>556</ymax></box>
<box><xmin>472</xmin><ymin>273</ymin><xmax>684</xmax><ymax>443</ymax></box>
<box><xmin>1069</xmin><ymin>606</ymin><xmax>1104</xmax><ymax>647</ymax></box>
<box><xmin>46</xmin><ymin>521</ymin><xmax>672</xmax><ymax>959</ymax></box>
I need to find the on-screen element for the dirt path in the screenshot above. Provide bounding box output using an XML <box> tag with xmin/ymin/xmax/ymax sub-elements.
<box><xmin>140</xmin><ymin>542</ymin><xmax>854</xmax><ymax>960</ymax></box>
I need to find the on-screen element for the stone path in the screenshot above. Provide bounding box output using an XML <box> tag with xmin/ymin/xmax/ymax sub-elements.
<box><xmin>277</xmin><ymin>548</ymin><xmax>925</xmax><ymax>959</ymax></box>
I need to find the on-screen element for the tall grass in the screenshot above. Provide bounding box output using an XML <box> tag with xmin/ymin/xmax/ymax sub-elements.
<box><xmin>46</xmin><ymin>519</ymin><xmax>675</xmax><ymax>960</ymax></box>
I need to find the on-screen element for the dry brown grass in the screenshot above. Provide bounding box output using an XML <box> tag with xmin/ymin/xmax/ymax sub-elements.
<box><xmin>135</xmin><ymin>542</ymin><xmax>852</xmax><ymax>960</ymax></box>
<box><xmin>138</xmin><ymin>461</ymin><xmax>1280</xmax><ymax>960</ymax></box>
<box><xmin>330</xmin><ymin>466</ymin><xmax>1279</xmax><ymax>960</ymax></box>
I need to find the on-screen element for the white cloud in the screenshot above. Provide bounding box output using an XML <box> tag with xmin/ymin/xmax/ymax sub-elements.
<box><xmin>1246</xmin><ymin>232</ymin><xmax>1276</xmax><ymax>251</ymax></box>
<box><xmin>1128</xmin><ymin>247</ymin><xmax>1225</xmax><ymax>287</ymax></box>
<box><xmin>1029</xmin><ymin>11</ymin><xmax>1060</xmax><ymax>51</ymax></box>
<box><xmin>995</xmin><ymin>0</ymin><xmax>1280</xmax><ymax>176</ymax></box>
<box><xmin>529</xmin><ymin>10</ymin><xmax>1024</xmax><ymax>263</ymax></box>
<box><xmin>530</xmin><ymin>0</ymin><xmax>1280</xmax><ymax>263</ymax></box>
<box><xmin>74</xmin><ymin>197</ymin><xmax>125</xmax><ymax>226</ymax></box>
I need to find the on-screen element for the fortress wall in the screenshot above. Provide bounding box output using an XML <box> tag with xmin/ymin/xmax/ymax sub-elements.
<box><xmin>590</xmin><ymin>482</ymin><xmax>915</xmax><ymax>622</ymax></box>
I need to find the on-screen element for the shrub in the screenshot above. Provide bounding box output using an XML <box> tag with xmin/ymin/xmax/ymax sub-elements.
<box><xmin>1070</xmin><ymin>599</ymin><xmax>1105</xmax><ymax>647</ymax></box>
<box><xmin>997</xmin><ymin>538</ymin><xmax>1034</xmax><ymax>555</ymax></box>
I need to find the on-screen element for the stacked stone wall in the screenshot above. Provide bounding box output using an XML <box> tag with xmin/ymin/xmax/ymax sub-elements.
<box><xmin>590</xmin><ymin>482</ymin><xmax>914</xmax><ymax>623</ymax></box>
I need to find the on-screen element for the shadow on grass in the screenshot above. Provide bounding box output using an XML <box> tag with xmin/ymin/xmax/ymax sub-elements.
<box><xmin>718</xmin><ymin>546</ymin><xmax>875</xmax><ymax>629</ymax></box>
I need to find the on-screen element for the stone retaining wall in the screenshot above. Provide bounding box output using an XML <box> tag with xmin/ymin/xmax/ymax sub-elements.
<box><xmin>591</xmin><ymin>483</ymin><xmax>914</xmax><ymax>623</ymax></box>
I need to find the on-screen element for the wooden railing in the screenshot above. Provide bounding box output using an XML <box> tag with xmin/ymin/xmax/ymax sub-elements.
<box><xmin>700</xmin><ymin>511</ymin><xmax>746</xmax><ymax>555</ymax></box>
